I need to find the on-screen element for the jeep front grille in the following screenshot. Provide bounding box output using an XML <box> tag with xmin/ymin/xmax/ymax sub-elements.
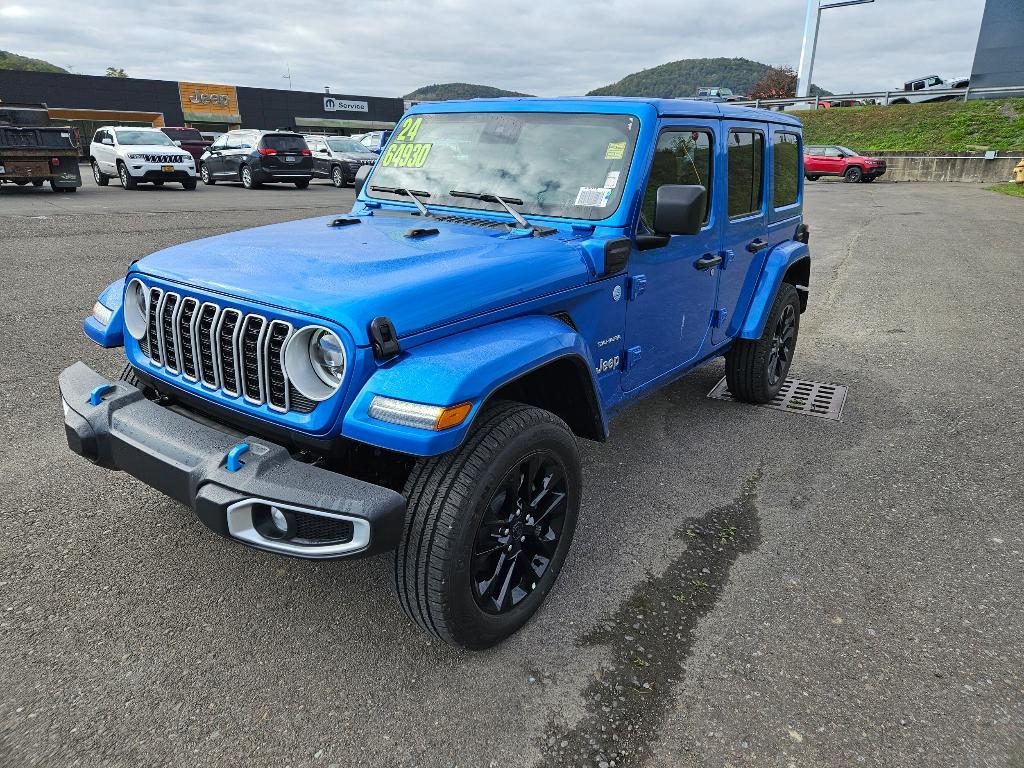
<box><xmin>136</xmin><ymin>291</ymin><xmax>317</xmax><ymax>414</ymax></box>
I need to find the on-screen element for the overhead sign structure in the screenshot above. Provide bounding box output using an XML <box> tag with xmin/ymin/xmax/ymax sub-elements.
<box><xmin>324</xmin><ymin>97</ymin><xmax>369</xmax><ymax>113</ymax></box>
<box><xmin>178</xmin><ymin>81</ymin><xmax>242</xmax><ymax>124</ymax></box>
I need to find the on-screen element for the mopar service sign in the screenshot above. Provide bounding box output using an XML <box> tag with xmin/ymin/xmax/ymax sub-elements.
<box><xmin>324</xmin><ymin>97</ymin><xmax>369</xmax><ymax>113</ymax></box>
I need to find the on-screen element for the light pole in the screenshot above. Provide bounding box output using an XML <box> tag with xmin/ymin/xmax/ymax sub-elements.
<box><xmin>796</xmin><ymin>0</ymin><xmax>875</xmax><ymax>98</ymax></box>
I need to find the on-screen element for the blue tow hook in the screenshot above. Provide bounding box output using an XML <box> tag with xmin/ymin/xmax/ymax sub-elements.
<box><xmin>226</xmin><ymin>442</ymin><xmax>251</xmax><ymax>473</ymax></box>
<box><xmin>87</xmin><ymin>384</ymin><xmax>116</xmax><ymax>406</ymax></box>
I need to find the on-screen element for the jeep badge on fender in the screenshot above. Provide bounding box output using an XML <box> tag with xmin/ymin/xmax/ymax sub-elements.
<box><xmin>60</xmin><ymin>98</ymin><xmax>809</xmax><ymax>650</ymax></box>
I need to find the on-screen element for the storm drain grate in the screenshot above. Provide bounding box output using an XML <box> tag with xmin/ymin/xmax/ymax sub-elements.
<box><xmin>707</xmin><ymin>376</ymin><xmax>848</xmax><ymax>420</ymax></box>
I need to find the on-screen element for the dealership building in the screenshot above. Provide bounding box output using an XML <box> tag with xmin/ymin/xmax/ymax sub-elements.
<box><xmin>0</xmin><ymin>69</ymin><xmax>405</xmax><ymax>153</ymax></box>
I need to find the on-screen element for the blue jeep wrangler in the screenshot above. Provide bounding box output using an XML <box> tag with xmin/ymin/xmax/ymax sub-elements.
<box><xmin>60</xmin><ymin>98</ymin><xmax>809</xmax><ymax>649</ymax></box>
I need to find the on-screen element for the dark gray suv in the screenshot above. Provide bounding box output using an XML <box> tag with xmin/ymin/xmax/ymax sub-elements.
<box><xmin>305</xmin><ymin>135</ymin><xmax>377</xmax><ymax>187</ymax></box>
<box><xmin>199</xmin><ymin>130</ymin><xmax>313</xmax><ymax>189</ymax></box>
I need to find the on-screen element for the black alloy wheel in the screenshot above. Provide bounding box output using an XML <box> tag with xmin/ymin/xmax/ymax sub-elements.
<box><xmin>767</xmin><ymin>303</ymin><xmax>796</xmax><ymax>388</ymax></box>
<box><xmin>471</xmin><ymin>453</ymin><xmax>570</xmax><ymax>614</ymax></box>
<box><xmin>844</xmin><ymin>166</ymin><xmax>862</xmax><ymax>183</ymax></box>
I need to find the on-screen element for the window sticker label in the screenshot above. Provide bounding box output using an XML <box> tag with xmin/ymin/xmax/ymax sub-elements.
<box><xmin>605</xmin><ymin>141</ymin><xmax>626</xmax><ymax>160</ymax></box>
<box><xmin>575</xmin><ymin>186</ymin><xmax>612</xmax><ymax>207</ymax></box>
<box><xmin>394</xmin><ymin>116</ymin><xmax>423</xmax><ymax>142</ymax></box>
<box><xmin>604</xmin><ymin>170</ymin><xmax>621</xmax><ymax>188</ymax></box>
<box><xmin>380</xmin><ymin>142</ymin><xmax>432</xmax><ymax>168</ymax></box>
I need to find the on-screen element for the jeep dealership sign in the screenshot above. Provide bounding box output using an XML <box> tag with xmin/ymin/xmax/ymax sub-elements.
<box><xmin>324</xmin><ymin>97</ymin><xmax>369</xmax><ymax>113</ymax></box>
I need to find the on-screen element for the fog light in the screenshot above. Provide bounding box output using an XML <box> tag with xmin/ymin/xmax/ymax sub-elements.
<box><xmin>270</xmin><ymin>506</ymin><xmax>288</xmax><ymax>533</ymax></box>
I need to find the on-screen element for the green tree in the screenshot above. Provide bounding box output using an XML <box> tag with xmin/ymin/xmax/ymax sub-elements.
<box><xmin>105</xmin><ymin>67</ymin><xmax>128</xmax><ymax>78</ymax></box>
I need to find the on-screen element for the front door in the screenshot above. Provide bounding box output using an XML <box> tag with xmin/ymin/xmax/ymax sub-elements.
<box><xmin>622</xmin><ymin>122</ymin><xmax>722</xmax><ymax>390</ymax></box>
<box><xmin>714</xmin><ymin>123</ymin><xmax>768</xmax><ymax>344</ymax></box>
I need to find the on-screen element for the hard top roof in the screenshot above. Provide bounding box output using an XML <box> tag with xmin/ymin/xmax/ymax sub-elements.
<box><xmin>408</xmin><ymin>96</ymin><xmax>801</xmax><ymax>127</ymax></box>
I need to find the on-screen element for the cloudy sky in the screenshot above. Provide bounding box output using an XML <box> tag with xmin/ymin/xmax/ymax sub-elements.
<box><xmin>0</xmin><ymin>0</ymin><xmax>986</xmax><ymax>97</ymax></box>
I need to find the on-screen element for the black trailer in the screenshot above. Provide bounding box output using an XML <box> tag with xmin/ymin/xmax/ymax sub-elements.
<box><xmin>0</xmin><ymin>101</ymin><xmax>82</xmax><ymax>192</ymax></box>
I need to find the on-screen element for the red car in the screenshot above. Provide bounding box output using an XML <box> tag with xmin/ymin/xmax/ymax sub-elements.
<box><xmin>804</xmin><ymin>145</ymin><xmax>886</xmax><ymax>183</ymax></box>
<box><xmin>160</xmin><ymin>127</ymin><xmax>211</xmax><ymax>164</ymax></box>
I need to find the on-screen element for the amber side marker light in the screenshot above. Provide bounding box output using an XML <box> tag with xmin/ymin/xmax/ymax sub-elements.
<box><xmin>368</xmin><ymin>396</ymin><xmax>474</xmax><ymax>431</ymax></box>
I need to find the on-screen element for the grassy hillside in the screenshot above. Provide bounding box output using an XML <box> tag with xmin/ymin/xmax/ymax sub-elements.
<box><xmin>587</xmin><ymin>57</ymin><xmax>829</xmax><ymax>99</ymax></box>
<box><xmin>404</xmin><ymin>83</ymin><xmax>532</xmax><ymax>101</ymax></box>
<box><xmin>0</xmin><ymin>50</ymin><xmax>67</xmax><ymax>73</ymax></box>
<box><xmin>799</xmin><ymin>99</ymin><xmax>1024</xmax><ymax>153</ymax></box>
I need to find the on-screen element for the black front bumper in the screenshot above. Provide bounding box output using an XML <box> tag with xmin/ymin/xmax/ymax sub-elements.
<box><xmin>59</xmin><ymin>362</ymin><xmax>406</xmax><ymax>559</ymax></box>
<box><xmin>138</xmin><ymin>170</ymin><xmax>194</xmax><ymax>182</ymax></box>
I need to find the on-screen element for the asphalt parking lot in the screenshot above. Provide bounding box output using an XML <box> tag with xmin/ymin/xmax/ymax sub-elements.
<box><xmin>2</xmin><ymin>177</ymin><xmax>1022</xmax><ymax>768</ymax></box>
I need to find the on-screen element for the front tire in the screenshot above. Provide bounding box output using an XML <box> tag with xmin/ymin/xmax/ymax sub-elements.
<box><xmin>394</xmin><ymin>402</ymin><xmax>581</xmax><ymax>649</ymax></box>
<box><xmin>118</xmin><ymin>162</ymin><xmax>136</xmax><ymax>189</ymax></box>
<box><xmin>92</xmin><ymin>161</ymin><xmax>109</xmax><ymax>186</ymax></box>
<box><xmin>331</xmin><ymin>165</ymin><xmax>345</xmax><ymax>188</ymax></box>
<box><xmin>182</xmin><ymin>178</ymin><xmax>197</xmax><ymax>190</ymax></box>
<box><xmin>200</xmin><ymin>164</ymin><xmax>215</xmax><ymax>185</ymax></box>
<box><xmin>725</xmin><ymin>283</ymin><xmax>801</xmax><ymax>403</ymax></box>
<box><xmin>294</xmin><ymin>179</ymin><xmax>310</xmax><ymax>189</ymax></box>
<box><xmin>844</xmin><ymin>166</ymin><xmax>863</xmax><ymax>183</ymax></box>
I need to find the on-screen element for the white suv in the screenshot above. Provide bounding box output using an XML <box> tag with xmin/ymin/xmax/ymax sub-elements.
<box><xmin>90</xmin><ymin>126</ymin><xmax>197</xmax><ymax>190</ymax></box>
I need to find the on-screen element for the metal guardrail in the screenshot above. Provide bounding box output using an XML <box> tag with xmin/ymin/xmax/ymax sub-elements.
<box><xmin>731</xmin><ymin>85</ymin><xmax>1024</xmax><ymax>110</ymax></box>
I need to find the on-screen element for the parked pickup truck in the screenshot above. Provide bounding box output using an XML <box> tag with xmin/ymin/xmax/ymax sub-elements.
<box><xmin>60</xmin><ymin>97</ymin><xmax>810</xmax><ymax>649</ymax></box>
<box><xmin>160</xmin><ymin>126</ymin><xmax>212</xmax><ymax>164</ymax></box>
<box><xmin>0</xmin><ymin>101</ymin><xmax>82</xmax><ymax>192</ymax></box>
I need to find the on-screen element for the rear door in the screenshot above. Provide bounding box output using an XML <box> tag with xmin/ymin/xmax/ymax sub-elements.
<box><xmin>622</xmin><ymin>121</ymin><xmax>722</xmax><ymax>390</ymax></box>
<box><xmin>713</xmin><ymin>122</ymin><xmax>768</xmax><ymax>344</ymax></box>
<box><xmin>261</xmin><ymin>133</ymin><xmax>312</xmax><ymax>173</ymax></box>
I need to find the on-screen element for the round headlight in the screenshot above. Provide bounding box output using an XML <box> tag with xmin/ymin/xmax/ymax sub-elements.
<box><xmin>124</xmin><ymin>278</ymin><xmax>149</xmax><ymax>340</ymax></box>
<box><xmin>283</xmin><ymin>325</ymin><xmax>346</xmax><ymax>402</ymax></box>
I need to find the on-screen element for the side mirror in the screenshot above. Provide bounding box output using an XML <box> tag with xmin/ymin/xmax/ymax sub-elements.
<box><xmin>354</xmin><ymin>164</ymin><xmax>372</xmax><ymax>196</ymax></box>
<box><xmin>320</xmin><ymin>148</ymin><xmax>330</xmax><ymax>154</ymax></box>
<box><xmin>101</xmin><ymin>137</ymin><xmax>113</xmax><ymax>146</ymax></box>
<box><xmin>653</xmin><ymin>185</ymin><xmax>706</xmax><ymax>236</ymax></box>
<box><xmin>174</xmin><ymin>140</ymin><xmax>182</xmax><ymax>147</ymax></box>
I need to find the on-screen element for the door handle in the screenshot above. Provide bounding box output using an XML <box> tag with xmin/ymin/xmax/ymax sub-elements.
<box><xmin>694</xmin><ymin>253</ymin><xmax>723</xmax><ymax>271</ymax></box>
<box><xmin>747</xmin><ymin>238</ymin><xmax>769</xmax><ymax>253</ymax></box>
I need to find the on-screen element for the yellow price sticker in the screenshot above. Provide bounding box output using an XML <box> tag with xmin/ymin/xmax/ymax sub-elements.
<box><xmin>381</xmin><ymin>141</ymin><xmax>433</xmax><ymax>168</ymax></box>
<box><xmin>605</xmin><ymin>141</ymin><xmax>626</xmax><ymax>160</ymax></box>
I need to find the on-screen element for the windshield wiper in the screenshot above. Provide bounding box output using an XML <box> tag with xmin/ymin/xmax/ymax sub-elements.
<box><xmin>449</xmin><ymin>190</ymin><xmax>533</xmax><ymax>230</ymax></box>
<box><xmin>370</xmin><ymin>186</ymin><xmax>431</xmax><ymax>217</ymax></box>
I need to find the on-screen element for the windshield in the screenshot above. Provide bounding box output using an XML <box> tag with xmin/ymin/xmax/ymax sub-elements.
<box><xmin>116</xmin><ymin>130</ymin><xmax>174</xmax><ymax>146</ymax></box>
<box><xmin>163</xmin><ymin>128</ymin><xmax>204</xmax><ymax>142</ymax></box>
<box><xmin>837</xmin><ymin>146</ymin><xmax>859</xmax><ymax>156</ymax></box>
<box><xmin>328</xmin><ymin>138</ymin><xmax>369</xmax><ymax>153</ymax></box>
<box><xmin>366</xmin><ymin>112</ymin><xmax>640</xmax><ymax>221</ymax></box>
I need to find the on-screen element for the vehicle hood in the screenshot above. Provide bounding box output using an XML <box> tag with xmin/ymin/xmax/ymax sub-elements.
<box><xmin>133</xmin><ymin>213</ymin><xmax>591</xmax><ymax>346</ymax></box>
<box><xmin>336</xmin><ymin>151</ymin><xmax>376</xmax><ymax>162</ymax></box>
<box><xmin>120</xmin><ymin>143</ymin><xmax>187</xmax><ymax>153</ymax></box>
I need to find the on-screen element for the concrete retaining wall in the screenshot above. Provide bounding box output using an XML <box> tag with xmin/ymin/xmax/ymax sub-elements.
<box><xmin>868</xmin><ymin>152</ymin><xmax>1023</xmax><ymax>183</ymax></box>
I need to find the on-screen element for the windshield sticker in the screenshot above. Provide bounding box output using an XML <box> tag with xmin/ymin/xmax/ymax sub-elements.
<box><xmin>604</xmin><ymin>170</ymin><xmax>621</xmax><ymax>188</ymax></box>
<box><xmin>394</xmin><ymin>116</ymin><xmax>423</xmax><ymax>143</ymax></box>
<box><xmin>575</xmin><ymin>186</ymin><xmax>612</xmax><ymax>207</ymax></box>
<box><xmin>381</xmin><ymin>142</ymin><xmax>432</xmax><ymax>168</ymax></box>
<box><xmin>604</xmin><ymin>141</ymin><xmax>626</xmax><ymax>160</ymax></box>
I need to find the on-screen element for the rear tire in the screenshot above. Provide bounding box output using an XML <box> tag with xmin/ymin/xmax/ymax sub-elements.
<box><xmin>843</xmin><ymin>166</ymin><xmax>863</xmax><ymax>183</ymax></box>
<box><xmin>725</xmin><ymin>283</ymin><xmax>801</xmax><ymax>403</ymax></box>
<box><xmin>31</xmin><ymin>179</ymin><xmax>43</xmax><ymax>187</ymax></box>
<box><xmin>805</xmin><ymin>175</ymin><xmax>819</xmax><ymax>181</ymax></box>
<box><xmin>294</xmin><ymin>179</ymin><xmax>310</xmax><ymax>189</ymax></box>
<box><xmin>241</xmin><ymin>165</ymin><xmax>259</xmax><ymax>189</ymax></box>
<box><xmin>92</xmin><ymin>161</ymin><xmax>109</xmax><ymax>186</ymax></box>
<box><xmin>118</xmin><ymin>162</ymin><xmax>136</xmax><ymax>189</ymax></box>
<box><xmin>394</xmin><ymin>401</ymin><xmax>581</xmax><ymax>649</ymax></box>
<box><xmin>200</xmin><ymin>164</ymin><xmax>215</xmax><ymax>185</ymax></box>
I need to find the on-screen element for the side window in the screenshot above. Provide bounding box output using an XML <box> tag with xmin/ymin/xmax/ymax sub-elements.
<box><xmin>641</xmin><ymin>129</ymin><xmax>713</xmax><ymax>228</ymax></box>
<box><xmin>211</xmin><ymin>135</ymin><xmax>228</xmax><ymax>150</ymax></box>
<box><xmin>773</xmin><ymin>132</ymin><xmax>800</xmax><ymax>209</ymax></box>
<box><xmin>727</xmin><ymin>130</ymin><xmax>764</xmax><ymax>219</ymax></box>
<box><xmin>824</xmin><ymin>147</ymin><xmax>841</xmax><ymax>158</ymax></box>
<box><xmin>225</xmin><ymin>133</ymin><xmax>241</xmax><ymax>149</ymax></box>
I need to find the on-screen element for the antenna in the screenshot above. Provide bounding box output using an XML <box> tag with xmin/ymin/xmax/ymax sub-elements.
<box><xmin>282</xmin><ymin>65</ymin><xmax>293</xmax><ymax>90</ymax></box>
